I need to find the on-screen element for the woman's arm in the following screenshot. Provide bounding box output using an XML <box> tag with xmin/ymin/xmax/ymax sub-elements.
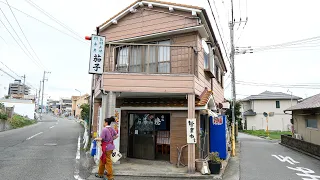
<box><xmin>95</xmin><ymin>137</ymin><xmax>102</xmax><ymax>141</ymax></box>
<box><xmin>113</xmin><ymin>135</ymin><xmax>118</xmax><ymax>140</ymax></box>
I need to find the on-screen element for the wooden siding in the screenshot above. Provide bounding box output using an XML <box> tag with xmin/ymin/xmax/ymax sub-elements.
<box><xmin>100</xmin><ymin>7</ymin><xmax>198</xmax><ymax>42</ymax></box>
<box><xmin>170</xmin><ymin>111</ymin><xmax>199</xmax><ymax>165</ymax></box>
<box><xmin>194</xmin><ymin>34</ymin><xmax>224</xmax><ymax>103</ymax></box>
<box><xmin>103</xmin><ymin>73</ymin><xmax>194</xmax><ymax>94</ymax></box>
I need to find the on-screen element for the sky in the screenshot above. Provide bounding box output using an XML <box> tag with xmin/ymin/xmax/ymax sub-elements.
<box><xmin>0</xmin><ymin>0</ymin><xmax>319</xmax><ymax>101</ymax></box>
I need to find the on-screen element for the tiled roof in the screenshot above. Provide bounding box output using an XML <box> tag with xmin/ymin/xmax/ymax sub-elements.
<box><xmin>241</xmin><ymin>91</ymin><xmax>302</xmax><ymax>101</ymax></box>
<box><xmin>285</xmin><ymin>93</ymin><xmax>320</xmax><ymax>111</ymax></box>
<box><xmin>98</xmin><ymin>0</ymin><xmax>203</xmax><ymax>28</ymax></box>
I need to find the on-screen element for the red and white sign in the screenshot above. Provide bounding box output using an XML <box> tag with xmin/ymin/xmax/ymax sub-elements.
<box><xmin>213</xmin><ymin>116</ymin><xmax>223</xmax><ymax>125</ymax></box>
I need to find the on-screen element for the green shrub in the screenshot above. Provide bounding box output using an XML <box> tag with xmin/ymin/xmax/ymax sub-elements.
<box><xmin>9</xmin><ymin>114</ymin><xmax>35</xmax><ymax>129</ymax></box>
<box><xmin>0</xmin><ymin>112</ymin><xmax>8</xmax><ymax>120</ymax></box>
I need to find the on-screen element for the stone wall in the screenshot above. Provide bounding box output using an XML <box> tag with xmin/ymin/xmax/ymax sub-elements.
<box><xmin>281</xmin><ymin>134</ymin><xmax>320</xmax><ymax>157</ymax></box>
<box><xmin>0</xmin><ymin>120</ymin><xmax>11</xmax><ymax>132</ymax></box>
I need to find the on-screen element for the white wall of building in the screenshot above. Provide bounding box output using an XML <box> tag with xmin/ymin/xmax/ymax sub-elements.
<box><xmin>0</xmin><ymin>99</ymin><xmax>35</xmax><ymax>119</ymax></box>
<box><xmin>245</xmin><ymin>99</ymin><xmax>298</xmax><ymax>131</ymax></box>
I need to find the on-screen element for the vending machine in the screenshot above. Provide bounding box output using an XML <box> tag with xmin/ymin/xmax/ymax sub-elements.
<box><xmin>209</xmin><ymin>115</ymin><xmax>228</xmax><ymax>160</ymax></box>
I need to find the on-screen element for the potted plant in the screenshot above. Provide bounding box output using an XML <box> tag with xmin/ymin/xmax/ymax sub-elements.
<box><xmin>195</xmin><ymin>128</ymin><xmax>207</xmax><ymax>172</ymax></box>
<box><xmin>208</xmin><ymin>152</ymin><xmax>222</xmax><ymax>174</ymax></box>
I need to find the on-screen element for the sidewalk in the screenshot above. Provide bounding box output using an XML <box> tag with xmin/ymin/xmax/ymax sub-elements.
<box><xmin>87</xmin><ymin>152</ymin><xmax>233</xmax><ymax>180</ymax></box>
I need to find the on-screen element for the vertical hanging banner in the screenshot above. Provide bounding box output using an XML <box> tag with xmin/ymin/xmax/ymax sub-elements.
<box><xmin>112</xmin><ymin>108</ymin><xmax>121</xmax><ymax>151</ymax></box>
<box><xmin>186</xmin><ymin>118</ymin><xmax>197</xmax><ymax>143</ymax></box>
<box><xmin>88</xmin><ymin>35</ymin><xmax>106</xmax><ymax>74</ymax></box>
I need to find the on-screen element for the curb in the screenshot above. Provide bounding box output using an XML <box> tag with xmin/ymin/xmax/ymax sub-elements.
<box><xmin>89</xmin><ymin>155</ymin><xmax>231</xmax><ymax>179</ymax></box>
<box><xmin>279</xmin><ymin>143</ymin><xmax>320</xmax><ymax>161</ymax></box>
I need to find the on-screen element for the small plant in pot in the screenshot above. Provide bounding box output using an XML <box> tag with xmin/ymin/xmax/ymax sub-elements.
<box><xmin>208</xmin><ymin>152</ymin><xmax>222</xmax><ymax>174</ymax></box>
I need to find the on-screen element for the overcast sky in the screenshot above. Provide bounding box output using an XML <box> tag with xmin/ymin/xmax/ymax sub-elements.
<box><xmin>0</xmin><ymin>0</ymin><xmax>319</xmax><ymax>101</ymax></box>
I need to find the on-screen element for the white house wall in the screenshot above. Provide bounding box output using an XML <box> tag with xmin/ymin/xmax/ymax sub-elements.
<box><xmin>245</xmin><ymin>99</ymin><xmax>298</xmax><ymax>131</ymax></box>
<box><xmin>1</xmin><ymin>101</ymin><xmax>35</xmax><ymax>119</ymax></box>
<box><xmin>246</xmin><ymin>114</ymin><xmax>292</xmax><ymax>131</ymax></box>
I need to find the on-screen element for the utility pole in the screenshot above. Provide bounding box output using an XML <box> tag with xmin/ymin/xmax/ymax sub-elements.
<box><xmin>38</xmin><ymin>81</ymin><xmax>41</xmax><ymax>113</ymax></box>
<box><xmin>229</xmin><ymin>0</ymin><xmax>236</xmax><ymax>157</ymax></box>
<box><xmin>40</xmin><ymin>71</ymin><xmax>50</xmax><ymax>119</ymax></box>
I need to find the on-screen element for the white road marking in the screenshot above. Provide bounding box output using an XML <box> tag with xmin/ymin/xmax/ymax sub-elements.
<box><xmin>76</xmin><ymin>135</ymin><xmax>81</xmax><ymax>160</ymax></box>
<box><xmin>55</xmin><ymin>123</ymin><xmax>58</xmax><ymax>125</ymax></box>
<box><xmin>272</xmin><ymin>155</ymin><xmax>300</xmax><ymax>165</ymax></box>
<box><xmin>49</xmin><ymin>126</ymin><xmax>55</xmax><ymax>129</ymax></box>
<box><xmin>26</xmin><ymin>132</ymin><xmax>43</xmax><ymax>140</ymax></box>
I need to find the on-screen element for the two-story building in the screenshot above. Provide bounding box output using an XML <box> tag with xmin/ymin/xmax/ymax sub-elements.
<box><xmin>72</xmin><ymin>94</ymin><xmax>90</xmax><ymax>118</ymax></box>
<box><xmin>241</xmin><ymin>91</ymin><xmax>301</xmax><ymax>131</ymax></box>
<box><xmin>90</xmin><ymin>0</ymin><xmax>227</xmax><ymax>169</ymax></box>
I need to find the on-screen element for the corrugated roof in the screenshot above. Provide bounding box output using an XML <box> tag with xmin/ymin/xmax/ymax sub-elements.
<box><xmin>98</xmin><ymin>0</ymin><xmax>202</xmax><ymax>28</ymax></box>
<box><xmin>285</xmin><ymin>93</ymin><xmax>320</xmax><ymax>111</ymax></box>
<box><xmin>241</xmin><ymin>91</ymin><xmax>302</xmax><ymax>101</ymax></box>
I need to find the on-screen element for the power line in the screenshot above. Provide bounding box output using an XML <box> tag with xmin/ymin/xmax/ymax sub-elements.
<box><xmin>5</xmin><ymin>0</ymin><xmax>46</xmax><ymax>70</ymax></box>
<box><xmin>236</xmin><ymin>81</ymin><xmax>320</xmax><ymax>89</ymax></box>
<box><xmin>0</xmin><ymin>61</ymin><xmax>20</xmax><ymax>79</ymax></box>
<box><xmin>0</xmin><ymin>11</ymin><xmax>44</xmax><ymax>70</ymax></box>
<box><xmin>207</xmin><ymin>0</ymin><xmax>232</xmax><ymax>69</ymax></box>
<box><xmin>25</xmin><ymin>0</ymin><xmax>83</xmax><ymax>40</ymax></box>
<box><xmin>0</xmin><ymin>35</ymin><xmax>7</xmax><ymax>44</ymax></box>
<box><xmin>0</xmin><ymin>7</ymin><xmax>43</xmax><ymax>69</ymax></box>
<box><xmin>0</xmin><ymin>1</ymin><xmax>86</xmax><ymax>44</ymax></box>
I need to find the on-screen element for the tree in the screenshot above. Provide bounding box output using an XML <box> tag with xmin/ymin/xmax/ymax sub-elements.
<box><xmin>225</xmin><ymin>100</ymin><xmax>242</xmax><ymax>129</ymax></box>
<box><xmin>80</xmin><ymin>103</ymin><xmax>89</xmax><ymax>122</ymax></box>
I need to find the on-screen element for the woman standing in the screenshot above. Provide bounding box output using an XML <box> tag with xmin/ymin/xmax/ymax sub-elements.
<box><xmin>95</xmin><ymin>117</ymin><xmax>118</xmax><ymax>180</ymax></box>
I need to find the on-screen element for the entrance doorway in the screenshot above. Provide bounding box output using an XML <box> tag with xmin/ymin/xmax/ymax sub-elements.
<box><xmin>128</xmin><ymin>113</ymin><xmax>170</xmax><ymax>161</ymax></box>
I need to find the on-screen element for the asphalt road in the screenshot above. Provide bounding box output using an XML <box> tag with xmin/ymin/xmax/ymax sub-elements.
<box><xmin>0</xmin><ymin>114</ymin><xmax>84</xmax><ymax>180</ymax></box>
<box><xmin>239</xmin><ymin>133</ymin><xmax>320</xmax><ymax>180</ymax></box>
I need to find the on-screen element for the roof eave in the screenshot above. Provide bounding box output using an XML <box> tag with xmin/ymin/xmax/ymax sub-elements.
<box><xmin>99</xmin><ymin>1</ymin><xmax>202</xmax><ymax>32</ymax></box>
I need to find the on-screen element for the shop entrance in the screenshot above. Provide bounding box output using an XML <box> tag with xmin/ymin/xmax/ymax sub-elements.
<box><xmin>128</xmin><ymin>113</ymin><xmax>170</xmax><ymax>161</ymax></box>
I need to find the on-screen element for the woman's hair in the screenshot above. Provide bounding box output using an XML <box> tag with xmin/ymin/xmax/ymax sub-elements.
<box><xmin>105</xmin><ymin>116</ymin><xmax>116</xmax><ymax>125</ymax></box>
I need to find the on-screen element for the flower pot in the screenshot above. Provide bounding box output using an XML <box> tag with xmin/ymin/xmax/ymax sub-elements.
<box><xmin>195</xmin><ymin>159</ymin><xmax>206</xmax><ymax>172</ymax></box>
<box><xmin>208</xmin><ymin>160</ymin><xmax>221</xmax><ymax>174</ymax></box>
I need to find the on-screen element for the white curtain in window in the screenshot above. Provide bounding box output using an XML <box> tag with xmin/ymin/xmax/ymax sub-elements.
<box><xmin>129</xmin><ymin>46</ymin><xmax>142</xmax><ymax>72</ymax></box>
<box><xmin>117</xmin><ymin>47</ymin><xmax>128</xmax><ymax>72</ymax></box>
<box><xmin>158</xmin><ymin>40</ymin><xmax>170</xmax><ymax>73</ymax></box>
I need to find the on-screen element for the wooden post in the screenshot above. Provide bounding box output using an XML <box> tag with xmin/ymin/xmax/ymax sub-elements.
<box><xmin>187</xmin><ymin>94</ymin><xmax>195</xmax><ymax>173</ymax></box>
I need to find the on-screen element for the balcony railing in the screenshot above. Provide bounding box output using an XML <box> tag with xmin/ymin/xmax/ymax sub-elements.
<box><xmin>105</xmin><ymin>42</ymin><xmax>196</xmax><ymax>74</ymax></box>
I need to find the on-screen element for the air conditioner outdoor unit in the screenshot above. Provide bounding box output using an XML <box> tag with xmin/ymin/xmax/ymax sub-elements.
<box><xmin>294</xmin><ymin>134</ymin><xmax>302</xmax><ymax>140</ymax></box>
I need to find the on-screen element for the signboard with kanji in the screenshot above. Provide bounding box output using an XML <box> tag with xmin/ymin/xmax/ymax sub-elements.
<box><xmin>88</xmin><ymin>35</ymin><xmax>105</xmax><ymax>74</ymax></box>
<box><xmin>186</xmin><ymin>118</ymin><xmax>197</xmax><ymax>144</ymax></box>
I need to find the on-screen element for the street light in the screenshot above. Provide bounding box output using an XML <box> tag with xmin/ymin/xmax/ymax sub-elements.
<box><xmin>75</xmin><ymin>89</ymin><xmax>81</xmax><ymax>96</ymax></box>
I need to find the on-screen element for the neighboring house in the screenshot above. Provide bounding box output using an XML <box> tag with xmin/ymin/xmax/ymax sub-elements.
<box><xmin>71</xmin><ymin>94</ymin><xmax>89</xmax><ymax>118</ymax></box>
<box><xmin>90</xmin><ymin>0</ymin><xmax>227</xmax><ymax>167</ymax></box>
<box><xmin>241</xmin><ymin>91</ymin><xmax>301</xmax><ymax>131</ymax></box>
<box><xmin>47</xmin><ymin>99</ymin><xmax>59</xmax><ymax>113</ymax></box>
<box><xmin>285</xmin><ymin>93</ymin><xmax>320</xmax><ymax>145</ymax></box>
<box><xmin>59</xmin><ymin>98</ymin><xmax>72</xmax><ymax>114</ymax></box>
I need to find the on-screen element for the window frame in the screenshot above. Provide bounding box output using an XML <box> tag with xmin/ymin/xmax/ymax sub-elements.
<box><xmin>276</xmin><ymin>101</ymin><xmax>280</xmax><ymax>108</ymax></box>
<box><xmin>306</xmin><ymin>119</ymin><xmax>318</xmax><ymax>129</ymax></box>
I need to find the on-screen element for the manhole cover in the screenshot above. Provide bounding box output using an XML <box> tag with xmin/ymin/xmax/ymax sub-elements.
<box><xmin>44</xmin><ymin>143</ymin><xmax>57</xmax><ymax>146</ymax></box>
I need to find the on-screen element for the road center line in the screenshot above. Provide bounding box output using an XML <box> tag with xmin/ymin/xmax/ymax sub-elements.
<box><xmin>26</xmin><ymin>132</ymin><xmax>43</xmax><ymax>140</ymax></box>
<box><xmin>49</xmin><ymin>126</ymin><xmax>55</xmax><ymax>129</ymax></box>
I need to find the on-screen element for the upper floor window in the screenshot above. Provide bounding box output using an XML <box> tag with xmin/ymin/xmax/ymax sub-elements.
<box><xmin>306</xmin><ymin>119</ymin><xmax>318</xmax><ymax>129</ymax></box>
<box><xmin>276</xmin><ymin>101</ymin><xmax>280</xmax><ymax>108</ymax></box>
<box><xmin>202</xmin><ymin>40</ymin><xmax>209</xmax><ymax>69</ymax></box>
<box><xmin>115</xmin><ymin>40</ymin><xmax>171</xmax><ymax>73</ymax></box>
